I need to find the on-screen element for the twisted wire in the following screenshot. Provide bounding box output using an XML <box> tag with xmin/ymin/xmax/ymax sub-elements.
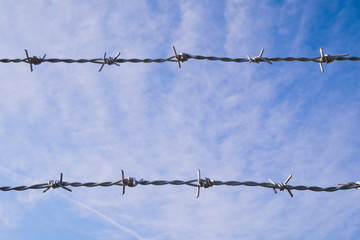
<box><xmin>0</xmin><ymin>56</ymin><xmax>178</xmax><ymax>64</ymax></box>
<box><xmin>186</xmin><ymin>55</ymin><xmax>360</xmax><ymax>63</ymax></box>
<box><xmin>0</xmin><ymin>55</ymin><xmax>359</xmax><ymax>65</ymax></box>
<box><xmin>1</xmin><ymin>179</ymin><xmax>359</xmax><ymax>193</ymax></box>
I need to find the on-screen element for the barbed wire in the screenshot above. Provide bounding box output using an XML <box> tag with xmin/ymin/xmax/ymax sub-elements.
<box><xmin>1</xmin><ymin>170</ymin><xmax>359</xmax><ymax>198</ymax></box>
<box><xmin>0</xmin><ymin>47</ymin><xmax>358</xmax><ymax>72</ymax></box>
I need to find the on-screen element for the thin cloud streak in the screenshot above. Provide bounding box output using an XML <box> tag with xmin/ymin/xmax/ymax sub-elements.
<box><xmin>59</xmin><ymin>192</ymin><xmax>147</xmax><ymax>240</ymax></box>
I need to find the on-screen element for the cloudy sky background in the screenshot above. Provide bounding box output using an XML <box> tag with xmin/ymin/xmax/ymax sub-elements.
<box><xmin>0</xmin><ymin>0</ymin><xmax>359</xmax><ymax>239</ymax></box>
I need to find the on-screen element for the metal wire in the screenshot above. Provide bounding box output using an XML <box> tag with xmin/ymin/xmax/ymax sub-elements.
<box><xmin>0</xmin><ymin>47</ymin><xmax>358</xmax><ymax>72</ymax></box>
<box><xmin>2</xmin><ymin>56</ymin><xmax>360</xmax><ymax>64</ymax></box>
<box><xmin>1</xmin><ymin>171</ymin><xmax>359</xmax><ymax>198</ymax></box>
<box><xmin>0</xmin><ymin>57</ymin><xmax>181</xmax><ymax>64</ymax></box>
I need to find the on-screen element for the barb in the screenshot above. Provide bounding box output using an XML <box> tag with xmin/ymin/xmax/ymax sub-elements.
<box><xmin>24</xmin><ymin>49</ymin><xmax>46</xmax><ymax>72</ymax></box>
<box><xmin>196</xmin><ymin>169</ymin><xmax>215</xmax><ymax>198</ymax></box>
<box><xmin>247</xmin><ymin>48</ymin><xmax>272</xmax><ymax>64</ymax></box>
<box><xmin>43</xmin><ymin>173</ymin><xmax>72</xmax><ymax>193</ymax></box>
<box><xmin>1</xmin><ymin>171</ymin><xmax>360</xmax><ymax>199</ymax></box>
<box><xmin>0</xmin><ymin>47</ymin><xmax>357</xmax><ymax>72</ymax></box>
<box><xmin>98</xmin><ymin>52</ymin><xmax>121</xmax><ymax>72</ymax></box>
<box><xmin>172</xmin><ymin>46</ymin><xmax>189</xmax><ymax>69</ymax></box>
<box><xmin>268</xmin><ymin>174</ymin><xmax>293</xmax><ymax>197</ymax></box>
<box><xmin>121</xmin><ymin>170</ymin><xmax>142</xmax><ymax>195</ymax></box>
<box><xmin>314</xmin><ymin>47</ymin><xmax>349</xmax><ymax>72</ymax></box>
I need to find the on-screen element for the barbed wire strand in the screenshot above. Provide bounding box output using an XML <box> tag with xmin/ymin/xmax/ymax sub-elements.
<box><xmin>1</xmin><ymin>170</ymin><xmax>359</xmax><ymax>198</ymax></box>
<box><xmin>0</xmin><ymin>47</ymin><xmax>358</xmax><ymax>72</ymax></box>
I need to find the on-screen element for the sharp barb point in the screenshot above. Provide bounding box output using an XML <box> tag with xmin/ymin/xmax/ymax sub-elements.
<box><xmin>260</xmin><ymin>48</ymin><xmax>264</xmax><ymax>57</ymax></box>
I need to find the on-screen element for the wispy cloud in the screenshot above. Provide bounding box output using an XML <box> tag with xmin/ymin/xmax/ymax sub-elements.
<box><xmin>0</xmin><ymin>0</ymin><xmax>359</xmax><ymax>239</ymax></box>
<box><xmin>59</xmin><ymin>192</ymin><xmax>147</xmax><ymax>240</ymax></box>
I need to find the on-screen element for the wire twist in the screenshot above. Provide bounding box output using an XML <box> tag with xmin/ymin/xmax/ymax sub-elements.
<box><xmin>247</xmin><ymin>48</ymin><xmax>272</xmax><ymax>64</ymax></box>
<box><xmin>1</xmin><ymin>171</ymin><xmax>360</xmax><ymax>199</ymax></box>
<box><xmin>172</xmin><ymin>46</ymin><xmax>189</xmax><ymax>69</ymax></box>
<box><xmin>24</xmin><ymin>49</ymin><xmax>46</xmax><ymax>72</ymax></box>
<box><xmin>268</xmin><ymin>175</ymin><xmax>293</xmax><ymax>197</ymax></box>
<box><xmin>42</xmin><ymin>173</ymin><xmax>72</xmax><ymax>193</ymax></box>
<box><xmin>0</xmin><ymin>47</ymin><xmax>355</xmax><ymax>72</ymax></box>
<box><xmin>314</xmin><ymin>48</ymin><xmax>349</xmax><ymax>72</ymax></box>
<box><xmin>121</xmin><ymin>170</ymin><xmax>143</xmax><ymax>195</ymax></box>
<box><xmin>98</xmin><ymin>52</ymin><xmax>121</xmax><ymax>72</ymax></box>
<box><xmin>196</xmin><ymin>169</ymin><xmax>215</xmax><ymax>198</ymax></box>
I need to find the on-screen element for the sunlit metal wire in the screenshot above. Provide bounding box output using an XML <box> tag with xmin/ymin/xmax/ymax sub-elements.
<box><xmin>0</xmin><ymin>47</ymin><xmax>358</xmax><ymax>72</ymax></box>
<box><xmin>1</xmin><ymin>170</ymin><xmax>359</xmax><ymax>198</ymax></box>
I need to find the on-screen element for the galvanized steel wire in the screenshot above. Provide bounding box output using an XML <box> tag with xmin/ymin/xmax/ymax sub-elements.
<box><xmin>0</xmin><ymin>47</ymin><xmax>359</xmax><ymax>72</ymax></box>
<box><xmin>1</xmin><ymin>171</ymin><xmax>359</xmax><ymax>198</ymax></box>
<box><xmin>2</xmin><ymin>55</ymin><xmax>360</xmax><ymax>64</ymax></box>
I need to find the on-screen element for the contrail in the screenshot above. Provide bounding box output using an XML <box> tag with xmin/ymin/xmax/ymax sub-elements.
<box><xmin>59</xmin><ymin>193</ymin><xmax>147</xmax><ymax>240</ymax></box>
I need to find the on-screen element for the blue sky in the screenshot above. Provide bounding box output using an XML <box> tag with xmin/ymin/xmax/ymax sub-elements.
<box><xmin>0</xmin><ymin>0</ymin><xmax>359</xmax><ymax>239</ymax></box>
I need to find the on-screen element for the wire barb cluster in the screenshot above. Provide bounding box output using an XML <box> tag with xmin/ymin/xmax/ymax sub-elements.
<box><xmin>314</xmin><ymin>48</ymin><xmax>349</xmax><ymax>72</ymax></box>
<box><xmin>197</xmin><ymin>169</ymin><xmax>215</xmax><ymax>198</ymax></box>
<box><xmin>98</xmin><ymin>52</ymin><xmax>121</xmax><ymax>72</ymax></box>
<box><xmin>268</xmin><ymin>174</ymin><xmax>293</xmax><ymax>197</ymax></box>
<box><xmin>1</xmin><ymin>170</ymin><xmax>359</xmax><ymax>198</ymax></box>
<box><xmin>24</xmin><ymin>49</ymin><xmax>46</xmax><ymax>72</ymax></box>
<box><xmin>172</xmin><ymin>46</ymin><xmax>189</xmax><ymax>68</ymax></box>
<box><xmin>121</xmin><ymin>170</ymin><xmax>143</xmax><ymax>195</ymax></box>
<box><xmin>42</xmin><ymin>173</ymin><xmax>72</xmax><ymax>193</ymax></box>
<box><xmin>0</xmin><ymin>47</ymin><xmax>357</xmax><ymax>72</ymax></box>
<box><xmin>247</xmin><ymin>48</ymin><xmax>272</xmax><ymax>64</ymax></box>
